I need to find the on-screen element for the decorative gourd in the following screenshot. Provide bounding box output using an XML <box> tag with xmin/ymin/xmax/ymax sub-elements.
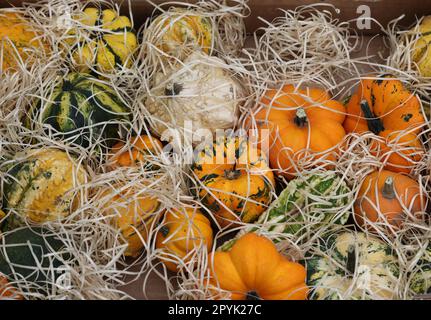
<box><xmin>2</xmin><ymin>148</ymin><xmax>87</xmax><ymax>225</ymax></box>
<box><xmin>410</xmin><ymin>244</ymin><xmax>431</xmax><ymax>295</ymax></box>
<box><xmin>354</xmin><ymin>170</ymin><xmax>425</xmax><ymax>231</ymax></box>
<box><xmin>148</xmin><ymin>8</ymin><xmax>212</xmax><ymax>60</ymax></box>
<box><xmin>0</xmin><ymin>227</ymin><xmax>66</xmax><ymax>286</ymax></box>
<box><xmin>209</xmin><ymin>233</ymin><xmax>308</xmax><ymax>300</ymax></box>
<box><xmin>98</xmin><ymin>185</ymin><xmax>162</xmax><ymax>258</ymax></box>
<box><xmin>306</xmin><ymin>231</ymin><xmax>399</xmax><ymax>300</ymax></box>
<box><xmin>220</xmin><ymin>172</ymin><xmax>351</xmax><ymax>251</ymax></box>
<box><xmin>0</xmin><ymin>12</ymin><xmax>48</xmax><ymax>71</ymax></box>
<box><xmin>67</xmin><ymin>7</ymin><xmax>137</xmax><ymax>73</ymax></box>
<box><xmin>252</xmin><ymin>85</ymin><xmax>346</xmax><ymax>178</ymax></box>
<box><xmin>344</xmin><ymin>75</ymin><xmax>425</xmax><ymax>173</ymax></box>
<box><xmin>156</xmin><ymin>207</ymin><xmax>213</xmax><ymax>272</ymax></box>
<box><xmin>26</xmin><ymin>73</ymin><xmax>131</xmax><ymax>148</ymax></box>
<box><xmin>0</xmin><ymin>274</ymin><xmax>21</xmax><ymax>299</ymax></box>
<box><xmin>146</xmin><ymin>51</ymin><xmax>241</xmax><ymax>138</ymax></box>
<box><xmin>192</xmin><ymin>136</ymin><xmax>275</xmax><ymax>228</ymax></box>
<box><xmin>411</xmin><ymin>16</ymin><xmax>431</xmax><ymax>77</ymax></box>
<box><xmin>110</xmin><ymin>135</ymin><xmax>163</xmax><ymax>168</ymax></box>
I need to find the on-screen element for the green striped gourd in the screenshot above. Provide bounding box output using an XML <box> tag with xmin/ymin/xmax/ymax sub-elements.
<box><xmin>26</xmin><ymin>73</ymin><xmax>130</xmax><ymax>148</ymax></box>
<box><xmin>219</xmin><ymin>172</ymin><xmax>352</xmax><ymax>250</ymax></box>
<box><xmin>306</xmin><ymin>231</ymin><xmax>399</xmax><ymax>300</ymax></box>
<box><xmin>410</xmin><ymin>244</ymin><xmax>431</xmax><ymax>296</ymax></box>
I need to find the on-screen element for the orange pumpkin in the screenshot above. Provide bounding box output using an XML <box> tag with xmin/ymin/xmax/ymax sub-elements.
<box><xmin>344</xmin><ymin>76</ymin><xmax>426</xmax><ymax>173</ymax></box>
<box><xmin>252</xmin><ymin>85</ymin><xmax>346</xmax><ymax>178</ymax></box>
<box><xmin>209</xmin><ymin>233</ymin><xmax>308</xmax><ymax>300</ymax></box>
<box><xmin>110</xmin><ymin>135</ymin><xmax>163</xmax><ymax>168</ymax></box>
<box><xmin>354</xmin><ymin>170</ymin><xmax>425</xmax><ymax>231</ymax></box>
<box><xmin>0</xmin><ymin>275</ymin><xmax>22</xmax><ymax>299</ymax></box>
<box><xmin>156</xmin><ymin>207</ymin><xmax>213</xmax><ymax>272</ymax></box>
<box><xmin>192</xmin><ymin>136</ymin><xmax>275</xmax><ymax>228</ymax></box>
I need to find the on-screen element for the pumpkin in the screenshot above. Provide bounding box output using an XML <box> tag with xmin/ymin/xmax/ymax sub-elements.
<box><xmin>411</xmin><ymin>16</ymin><xmax>431</xmax><ymax>77</ymax></box>
<box><xmin>156</xmin><ymin>207</ymin><xmax>213</xmax><ymax>272</ymax></box>
<box><xmin>354</xmin><ymin>170</ymin><xmax>425</xmax><ymax>231</ymax></box>
<box><xmin>0</xmin><ymin>12</ymin><xmax>48</xmax><ymax>71</ymax></box>
<box><xmin>410</xmin><ymin>243</ymin><xmax>431</xmax><ymax>295</ymax></box>
<box><xmin>146</xmin><ymin>51</ymin><xmax>241</xmax><ymax>138</ymax></box>
<box><xmin>220</xmin><ymin>172</ymin><xmax>352</xmax><ymax>250</ymax></box>
<box><xmin>26</xmin><ymin>73</ymin><xmax>131</xmax><ymax>148</ymax></box>
<box><xmin>344</xmin><ymin>75</ymin><xmax>425</xmax><ymax>173</ymax></box>
<box><xmin>67</xmin><ymin>7</ymin><xmax>137</xmax><ymax>73</ymax></box>
<box><xmin>209</xmin><ymin>233</ymin><xmax>307</xmax><ymax>300</ymax></box>
<box><xmin>2</xmin><ymin>148</ymin><xmax>87</xmax><ymax>226</ymax></box>
<box><xmin>0</xmin><ymin>274</ymin><xmax>22</xmax><ymax>299</ymax></box>
<box><xmin>110</xmin><ymin>135</ymin><xmax>163</xmax><ymax>168</ymax></box>
<box><xmin>306</xmin><ymin>231</ymin><xmax>399</xmax><ymax>300</ymax></box>
<box><xmin>0</xmin><ymin>227</ymin><xmax>66</xmax><ymax>287</ymax></box>
<box><xmin>98</xmin><ymin>185</ymin><xmax>162</xmax><ymax>258</ymax></box>
<box><xmin>148</xmin><ymin>8</ymin><xmax>212</xmax><ymax>60</ymax></box>
<box><xmin>251</xmin><ymin>85</ymin><xmax>346</xmax><ymax>178</ymax></box>
<box><xmin>191</xmin><ymin>136</ymin><xmax>275</xmax><ymax>228</ymax></box>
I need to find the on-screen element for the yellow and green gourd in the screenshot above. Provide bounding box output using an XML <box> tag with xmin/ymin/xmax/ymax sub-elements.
<box><xmin>68</xmin><ymin>7</ymin><xmax>137</xmax><ymax>73</ymax></box>
<box><xmin>412</xmin><ymin>16</ymin><xmax>431</xmax><ymax>77</ymax></box>
<box><xmin>26</xmin><ymin>72</ymin><xmax>131</xmax><ymax>148</ymax></box>
<box><xmin>2</xmin><ymin>148</ymin><xmax>87</xmax><ymax>226</ymax></box>
<box><xmin>410</xmin><ymin>244</ymin><xmax>431</xmax><ymax>296</ymax></box>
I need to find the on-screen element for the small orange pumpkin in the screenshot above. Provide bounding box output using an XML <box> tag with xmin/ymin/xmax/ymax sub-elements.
<box><xmin>110</xmin><ymin>135</ymin><xmax>163</xmax><ymax>168</ymax></box>
<box><xmin>156</xmin><ymin>207</ymin><xmax>213</xmax><ymax>272</ymax></box>
<box><xmin>354</xmin><ymin>170</ymin><xmax>425</xmax><ymax>231</ymax></box>
<box><xmin>209</xmin><ymin>233</ymin><xmax>308</xmax><ymax>300</ymax></box>
<box><xmin>251</xmin><ymin>85</ymin><xmax>346</xmax><ymax>178</ymax></box>
<box><xmin>0</xmin><ymin>275</ymin><xmax>22</xmax><ymax>300</ymax></box>
<box><xmin>344</xmin><ymin>75</ymin><xmax>426</xmax><ymax>173</ymax></box>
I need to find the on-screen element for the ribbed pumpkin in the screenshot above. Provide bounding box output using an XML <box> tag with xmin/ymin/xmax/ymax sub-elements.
<box><xmin>192</xmin><ymin>136</ymin><xmax>275</xmax><ymax>228</ymax></box>
<box><xmin>306</xmin><ymin>231</ymin><xmax>399</xmax><ymax>300</ymax></box>
<box><xmin>156</xmin><ymin>207</ymin><xmax>213</xmax><ymax>272</ymax></box>
<box><xmin>354</xmin><ymin>170</ymin><xmax>425</xmax><ymax>232</ymax></box>
<box><xmin>26</xmin><ymin>73</ymin><xmax>131</xmax><ymax>148</ymax></box>
<box><xmin>411</xmin><ymin>16</ymin><xmax>431</xmax><ymax>77</ymax></box>
<box><xmin>110</xmin><ymin>135</ymin><xmax>163</xmax><ymax>168</ymax></box>
<box><xmin>149</xmin><ymin>8</ymin><xmax>212</xmax><ymax>60</ymax></box>
<box><xmin>252</xmin><ymin>85</ymin><xmax>346</xmax><ymax>178</ymax></box>
<box><xmin>0</xmin><ymin>12</ymin><xmax>48</xmax><ymax>71</ymax></box>
<box><xmin>0</xmin><ymin>274</ymin><xmax>22</xmax><ymax>299</ymax></box>
<box><xmin>344</xmin><ymin>76</ymin><xmax>425</xmax><ymax>173</ymax></box>
<box><xmin>2</xmin><ymin>148</ymin><xmax>87</xmax><ymax>225</ymax></box>
<box><xmin>67</xmin><ymin>7</ymin><xmax>137</xmax><ymax>73</ymax></box>
<box><xmin>98</xmin><ymin>185</ymin><xmax>162</xmax><ymax>258</ymax></box>
<box><xmin>210</xmin><ymin>233</ymin><xmax>308</xmax><ymax>300</ymax></box>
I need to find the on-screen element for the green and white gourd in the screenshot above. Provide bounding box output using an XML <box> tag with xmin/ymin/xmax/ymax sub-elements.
<box><xmin>220</xmin><ymin>172</ymin><xmax>352</xmax><ymax>250</ymax></box>
<box><xmin>306</xmin><ymin>231</ymin><xmax>400</xmax><ymax>300</ymax></box>
<box><xmin>26</xmin><ymin>73</ymin><xmax>131</xmax><ymax>148</ymax></box>
<box><xmin>410</xmin><ymin>243</ymin><xmax>431</xmax><ymax>296</ymax></box>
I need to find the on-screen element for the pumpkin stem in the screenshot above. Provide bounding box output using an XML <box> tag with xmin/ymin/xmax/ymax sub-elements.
<box><xmin>246</xmin><ymin>291</ymin><xmax>260</xmax><ymax>300</ymax></box>
<box><xmin>293</xmin><ymin>107</ymin><xmax>308</xmax><ymax>127</ymax></box>
<box><xmin>346</xmin><ymin>245</ymin><xmax>356</xmax><ymax>277</ymax></box>
<box><xmin>382</xmin><ymin>176</ymin><xmax>396</xmax><ymax>200</ymax></box>
<box><xmin>160</xmin><ymin>225</ymin><xmax>169</xmax><ymax>238</ymax></box>
<box><xmin>360</xmin><ymin>100</ymin><xmax>385</xmax><ymax>135</ymax></box>
<box><xmin>224</xmin><ymin>169</ymin><xmax>241</xmax><ymax>180</ymax></box>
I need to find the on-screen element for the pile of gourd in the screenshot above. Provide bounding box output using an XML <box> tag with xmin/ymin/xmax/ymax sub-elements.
<box><xmin>0</xmin><ymin>0</ymin><xmax>431</xmax><ymax>300</ymax></box>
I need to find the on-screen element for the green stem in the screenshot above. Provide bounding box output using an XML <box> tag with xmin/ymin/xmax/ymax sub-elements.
<box><xmin>360</xmin><ymin>100</ymin><xmax>385</xmax><ymax>135</ymax></box>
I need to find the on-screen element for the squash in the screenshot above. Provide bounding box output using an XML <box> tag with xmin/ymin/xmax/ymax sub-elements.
<box><xmin>110</xmin><ymin>135</ymin><xmax>163</xmax><ymax>168</ymax></box>
<box><xmin>0</xmin><ymin>12</ymin><xmax>48</xmax><ymax>71</ymax></box>
<box><xmin>192</xmin><ymin>136</ymin><xmax>275</xmax><ymax>228</ymax></box>
<box><xmin>2</xmin><ymin>148</ymin><xmax>87</xmax><ymax>226</ymax></box>
<box><xmin>98</xmin><ymin>185</ymin><xmax>162</xmax><ymax>258</ymax></box>
<box><xmin>354</xmin><ymin>170</ymin><xmax>425</xmax><ymax>232</ymax></box>
<box><xmin>220</xmin><ymin>172</ymin><xmax>352</xmax><ymax>250</ymax></box>
<box><xmin>306</xmin><ymin>231</ymin><xmax>399</xmax><ymax>300</ymax></box>
<box><xmin>251</xmin><ymin>85</ymin><xmax>346</xmax><ymax>178</ymax></box>
<box><xmin>146</xmin><ymin>51</ymin><xmax>241</xmax><ymax>138</ymax></box>
<box><xmin>26</xmin><ymin>73</ymin><xmax>131</xmax><ymax>148</ymax></box>
<box><xmin>67</xmin><ymin>7</ymin><xmax>137</xmax><ymax>73</ymax></box>
<box><xmin>156</xmin><ymin>207</ymin><xmax>213</xmax><ymax>272</ymax></box>
<box><xmin>0</xmin><ymin>274</ymin><xmax>22</xmax><ymax>299</ymax></box>
<box><xmin>0</xmin><ymin>227</ymin><xmax>66</xmax><ymax>286</ymax></box>
<box><xmin>209</xmin><ymin>233</ymin><xmax>308</xmax><ymax>300</ymax></box>
<box><xmin>148</xmin><ymin>8</ymin><xmax>212</xmax><ymax>60</ymax></box>
<box><xmin>410</xmin><ymin>243</ymin><xmax>431</xmax><ymax>295</ymax></box>
<box><xmin>411</xmin><ymin>16</ymin><xmax>431</xmax><ymax>77</ymax></box>
<box><xmin>344</xmin><ymin>75</ymin><xmax>425</xmax><ymax>173</ymax></box>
